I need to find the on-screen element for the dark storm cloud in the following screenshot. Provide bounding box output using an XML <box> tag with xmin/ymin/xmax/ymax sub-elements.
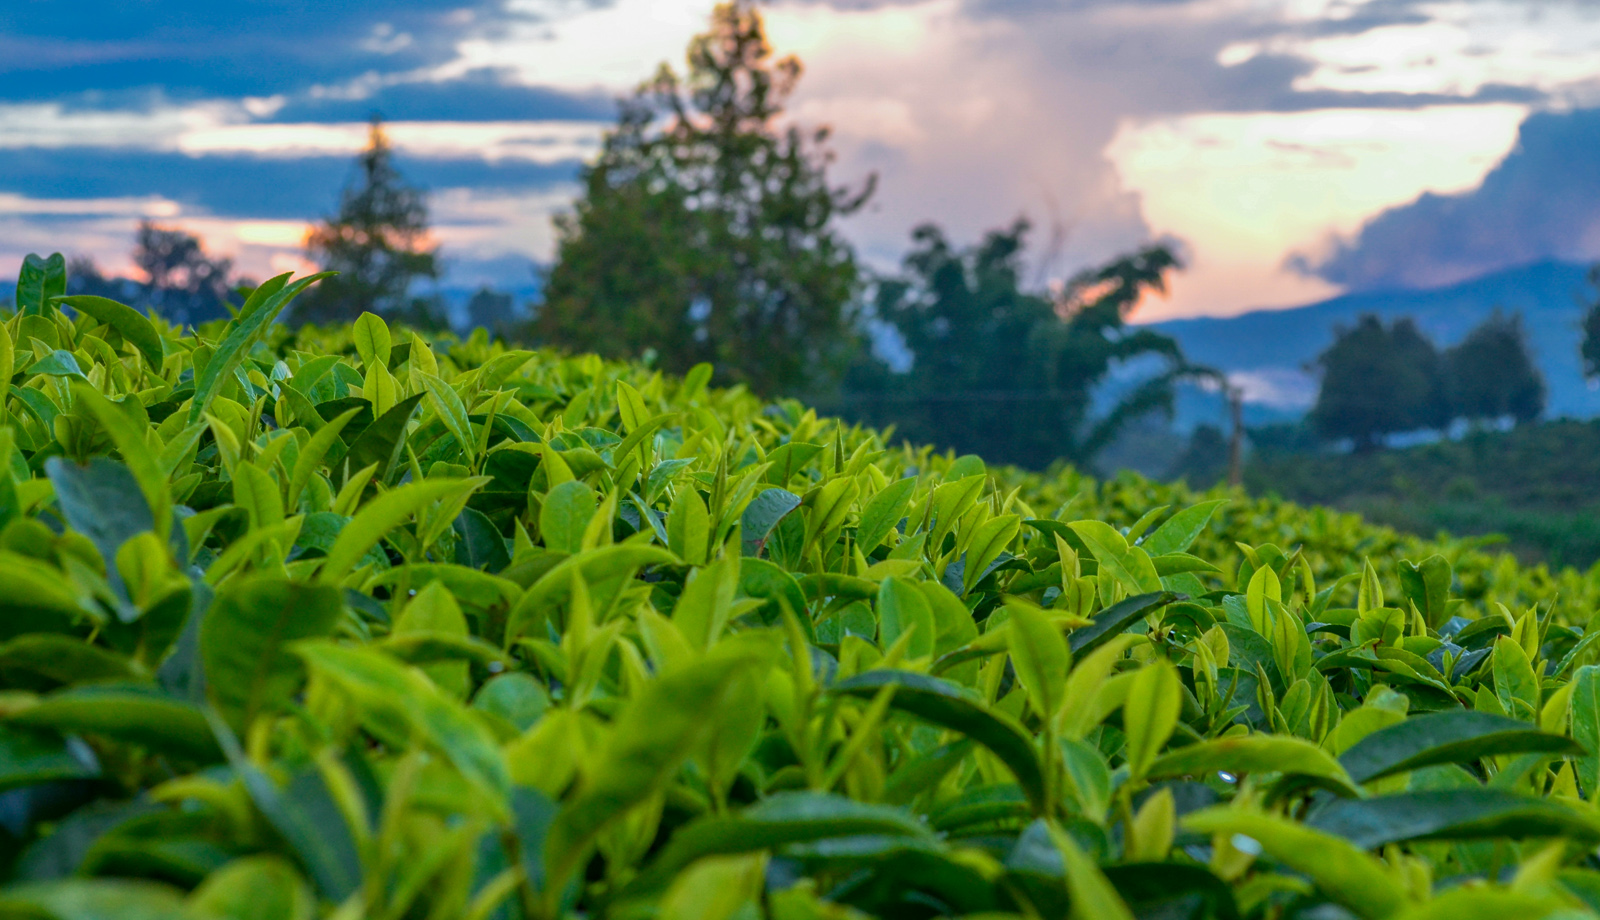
<box><xmin>267</xmin><ymin>69</ymin><xmax>615</xmax><ymax>123</ymax></box>
<box><xmin>1305</xmin><ymin>108</ymin><xmax>1600</xmax><ymax>290</ymax></box>
<box><xmin>0</xmin><ymin>148</ymin><xmax>579</xmax><ymax>220</ymax></box>
<box><xmin>0</xmin><ymin>1</ymin><xmax>514</xmax><ymax>101</ymax></box>
<box><xmin>1145</xmin><ymin>49</ymin><xmax>1546</xmax><ymax>115</ymax></box>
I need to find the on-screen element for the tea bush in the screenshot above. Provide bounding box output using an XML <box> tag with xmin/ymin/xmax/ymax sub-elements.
<box><xmin>3</xmin><ymin>255</ymin><xmax>1600</xmax><ymax>919</ymax></box>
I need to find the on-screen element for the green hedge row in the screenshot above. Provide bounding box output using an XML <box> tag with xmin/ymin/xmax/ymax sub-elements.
<box><xmin>0</xmin><ymin>257</ymin><xmax>1599</xmax><ymax>919</ymax></box>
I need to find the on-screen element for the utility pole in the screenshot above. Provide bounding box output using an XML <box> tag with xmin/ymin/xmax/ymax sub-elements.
<box><xmin>1227</xmin><ymin>382</ymin><xmax>1244</xmax><ymax>487</ymax></box>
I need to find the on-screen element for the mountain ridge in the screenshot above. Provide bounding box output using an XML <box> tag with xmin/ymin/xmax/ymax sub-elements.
<box><xmin>1148</xmin><ymin>260</ymin><xmax>1597</xmax><ymax>422</ymax></box>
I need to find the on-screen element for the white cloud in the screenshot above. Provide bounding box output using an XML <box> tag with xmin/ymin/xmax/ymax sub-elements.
<box><xmin>0</xmin><ymin>193</ymin><xmax>181</xmax><ymax>219</ymax></box>
<box><xmin>176</xmin><ymin>121</ymin><xmax>603</xmax><ymax>163</ymax></box>
<box><xmin>1228</xmin><ymin>367</ymin><xmax>1318</xmax><ymax>409</ymax></box>
<box><xmin>1288</xmin><ymin>1</ymin><xmax>1600</xmax><ymax>100</ymax></box>
<box><xmin>360</xmin><ymin>23</ymin><xmax>415</xmax><ymax>55</ymax></box>
<box><xmin>0</xmin><ymin>102</ymin><xmax>247</xmax><ymax>150</ymax></box>
<box><xmin>428</xmin><ymin>184</ymin><xmax>581</xmax><ymax>264</ymax></box>
<box><xmin>437</xmin><ymin>0</ymin><xmax>724</xmax><ymax>92</ymax></box>
<box><xmin>0</xmin><ymin>101</ymin><xmax>602</xmax><ymax>164</ymax></box>
<box><xmin>1108</xmin><ymin>103</ymin><xmax>1528</xmax><ymax>318</ymax></box>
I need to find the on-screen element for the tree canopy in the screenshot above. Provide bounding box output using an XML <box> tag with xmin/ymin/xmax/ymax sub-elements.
<box><xmin>841</xmin><ymin>220</ymin><xmax>1192</xmax><ymax>469</ymax></box>
<box><xmin>1581</xmin><ymin>265</ymin><xmax>1600</xmax><ymax>381</ymax></box>
<box><xmin>131</xmin><ymin>221</ymin><xmax>239</xmax><ymax>325</ymax></box>
<box><xmin>533</xmin><ymin>0</ymin><xmax>873</xmax><ymax>395</ymax></box>
<box><xmin>1311</xmin><ymin>311</ymin><xmax>1544</xmax><ymax>450</ymax></box>
<box><xmin>1311</xmin><ymin>316</ymin><xmax>1447</xmax><ymax>451</ymax></box>
<box><xmin>1444</xmin><ymin>310</ymin><xmax>1545</xmax><ymax>425</ymax></box>
<box><xmin>60</xmin><ymin>223</ymin><xmax>242</xmax><ymax>326</ymax></box>
<box><xmin>294</xmin><ymin>117</ymin><xmax>439</xmax><ymax>326</ymax></box>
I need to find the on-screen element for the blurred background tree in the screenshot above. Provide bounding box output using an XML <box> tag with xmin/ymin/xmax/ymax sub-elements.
<box><xmin>1579</xmin><ymin>266</ymin><xmax>1600</xmax><ymax>382</ymax></box>
<box><xmin>62</xmin><ymin>222</ymin><xmax>243</xmax><ymax>326</ymax></box>
<box><xmin>131</xmin><ymin>221</ymin><xmax>238</xmax><ymax>325</ymax></box>
<box><xmin>294</xmin><ymin>116</ymin><xmax>440</xmax><ymax>326</ymax></box>
<box><xmin>1444</xmin><ymin>310</ymin><xmax>1545</xmax><ymax>426</ymax></box>
<box><xmin>533</xmin><ymin>0</ymin><xmax>874</xmax><ymax>395</ymax></box>
<box><xmin>1310</xmin><ymin>316</ymin><xmax>1447</xmax><ymax>451</ymax></box>
<box><xmin>1310</xmin><ymin>311</ymin><xmax>1545</xmax><ymax>450</ymax></box>
<box><xmin>837</xmin><ymin>220</ymin><xmax>1194</xmax><ymax>469</ymax></box>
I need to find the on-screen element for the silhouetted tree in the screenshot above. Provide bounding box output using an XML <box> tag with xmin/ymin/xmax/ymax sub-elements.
<box><xmin>842</xmin><ymin>220</ymin><xmax>1191</xmax><ymax>468</ymax></box>
<box><xmin>295</xmin><ymin>116</ymin><xmax>438</xmax><ymax>325</ymax></box>
<box><xmin>1445</xmin><ymin>310</ymin><xmax>1545</xmax><ymax>425</ymax></box>
<box><xmin>534</xmin><ymin>0</ymin><xmax>873</xmax><ymax>394</ymax></box>
<box><xmin>1310</xmin><ymin>315</ymin><xmax>1447</xmax><ymax>451</ymax></box>
<box><xmin>1581</xmin><ymin>266</ymin><xmax>1600</xmax><ymax>381</ymax></box>
<box><xmin>65</xmin><ymin>256</ymin><xmax>138</xmax><ymax>303</ymax></box>
<box><xmin>130</xmin><ymin>222</ymin><xmax>238</xmax><ymax>325</ymax></box>
<box><xmin>1390</xmin><ymin>317</ymin><xmax>1451</xmax><ymax>430</ymax></box>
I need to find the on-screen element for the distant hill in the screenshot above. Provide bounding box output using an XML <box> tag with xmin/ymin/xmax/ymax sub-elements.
<box><xmin>1151</xmin><ymin>260</ymin><xmax>1597</xmax><ymax>423</ymax></box>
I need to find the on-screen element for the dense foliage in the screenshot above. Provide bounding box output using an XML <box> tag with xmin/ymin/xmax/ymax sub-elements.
<box><xmin>535</xmin><ymin>0</ymin><xmax>872</xmax><ymax>395</ymax></box>
<box><xmin>838</xmin><ymin>223</ymin><xmax>1194</xmax><ymax>469</ymax></box>
<box><xmin>1244</xmin><ymin>418</ymin><xmax>1600</xmax><ymax>569</ymax></box>
<box><xmin>7</xmin><ymin>253</ymin><xmax>1600</xmax><ymax>919</ymax></box>
<box><xmin>1311</xmin><ymin>312</ymin><xmax>1545</xmax><ymax>450</ymax></box>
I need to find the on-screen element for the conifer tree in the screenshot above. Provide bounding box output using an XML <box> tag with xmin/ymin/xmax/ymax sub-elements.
<box><xmin>535</xmin><ymin>1</ymin><xmax>873</xmax><ymax>394</ymax></box>
<box><xmin>294</xmin><ymin>116</ymin><xmax>438</xmax><ymax>325</ymax></box>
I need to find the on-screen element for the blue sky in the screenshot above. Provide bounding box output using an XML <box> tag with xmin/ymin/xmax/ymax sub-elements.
<box><xmin>6</xmin><ymin>0</ymin><xmax>1600</xmax><ymax>316</ymax></box>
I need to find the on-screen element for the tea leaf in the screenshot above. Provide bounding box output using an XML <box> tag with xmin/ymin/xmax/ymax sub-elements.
<box><xmin>293</xmin><ymin>642</ymin><xmax>509</xmax><ymax>806</ymax></box>
<box><xmin>1123</xmin><ymin>659</ymin><xmax>1180</xmax><ymax>779</ymax></box>
<box><xmin>544</xmin><ymin>651</ymin><xmax>759</xmax><ymax>896</ymax></box>
<box><xmin>1142</xmin><ymin>500</ymin><xmax>1227</xmax><ymax>556</ymax></box>
<box><xmin>189</xmin><ymin>272</ymin><xmax>331</xmax><ymax>423</ymax></box>
<box><xmin>1308</xmin><ymin>789</ymin><xmax>1600</xmax><ymax>849</ymax></box>
<box><xmin>1339</xmin><ymin>710</ymin><xmax>1581</xmax><ymax>784</ymax></box>
<box><xmin>9</xmin><ymin>685</ymin><xmax>220</xmax><ymax>763</ymax></box>
<box><xmin>55</xmin><ymin>296</ymin><xmax>165</xmax><ymax>370</ymax></box>
<box><xmin>832</xmin><ymin>670</ymin><xmax>1046</xmax><ymax>811</ymax></box>
<box><xmin>1183</xmin><ymin>809</ymin><xmax>1406</xmax><ymax>919</ymax></box>
<box><xmin>1148</xmin><ymin>735</ymin><xmax>1356</xmax><ymax>794</ymax></box>
<box><xmin>857</xmin><ymin>476</ymin><xmax>917</xmax><ymax>557</ymax></box>
<box><xmin>317</xmin><ymin>477</ymin><xmax>490</xmax><ymax>583</ymax></box>
<box><xmin>1006</xmin><ymin>600</ymin><xmax>1068</xmax><ymax>722</ymax></box>
<box><xmin>202</xmin><ymin>577</ymin><xmax>344</xmax><ymax>733</ymax></box>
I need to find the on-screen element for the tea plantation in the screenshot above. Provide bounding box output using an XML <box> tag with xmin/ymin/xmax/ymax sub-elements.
<box><xmin>4</xmin><ymin>256</ymin><xmax>1600</xmax><ymax>919</ymax></box>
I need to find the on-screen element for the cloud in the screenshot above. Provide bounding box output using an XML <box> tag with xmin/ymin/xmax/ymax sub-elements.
<box><xmin>0</xmin><ymin>148</ymin><xmax>580</xmax><ymax>221</ymax></box>
<box><xmin>765</xmin><ymin>0</ymin><xmax>1600</xmax><ymax>293</ymax></box>
<box><xmin>1306</xmin><ymin>106</ymin><xmax>1600</xmax><ymax>290</ymax></box>
<box><xmin>267</xmin><ymin>68</ymin><xmax>615</xmax><ymax>123</ymax></box>
<box><xmin>1112</xmin><ymin>102</ymin><xmax>1527</xmax><ymax>317</ymax></box>
<box><xmin>0</xmin><ymin>147</ymin><xmax>581</xmax><ymax>284</ymax></box>
<box><xmin>0</xmin><ymin>1</ymin><xmax>509</xmax><ymax>100</ymax></box>
<box><xmin>763</xmin><ymin>0</ymin><xmax>1556</xmax><ymax>304</ymax></box>
<box><xmin>11</xmin><ymin>0</ymin><xmax>1600</xmax><ymax>320</ymax></box>
<box><xmin>1226</xmin><ymin>367</ymin><xmax>1317</xmax><ymax>410</ymax></box>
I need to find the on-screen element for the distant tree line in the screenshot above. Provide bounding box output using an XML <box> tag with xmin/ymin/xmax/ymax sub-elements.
<box><xmin>33</xmin><ymin>1</ymin><xmax>1256</xmax><ymax>472</ymax></box>
<box><xmin>65</xmin><ymin>221</ymin><xmax>247</xmax><ymax>327</ymax></box>
<box><xmin>1310</xmin><ymin>311</ymin><xmax>1546</xmax><ymax>451</ymax></box>
<box><xmin>54</xmin><ymin>0</ymin><xmax>1600</xmax><ymax>476</ymax></box>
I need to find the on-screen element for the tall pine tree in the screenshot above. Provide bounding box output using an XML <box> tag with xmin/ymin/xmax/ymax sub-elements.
<box><xmin>534</xmin><ymin>1</ymin><xmax>873</xmax><ymax>395</ymax></box>
<box><xmin>294</xmin><ymin>117</ymin><xmax>438</xmax><ymax>325</ymax></box>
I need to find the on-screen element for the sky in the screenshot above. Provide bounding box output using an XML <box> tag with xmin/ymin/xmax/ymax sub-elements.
<box><xmin>5</xmin><ymin>0</ymin><xmax>1600</xmax><ymax>320</ymax></box>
